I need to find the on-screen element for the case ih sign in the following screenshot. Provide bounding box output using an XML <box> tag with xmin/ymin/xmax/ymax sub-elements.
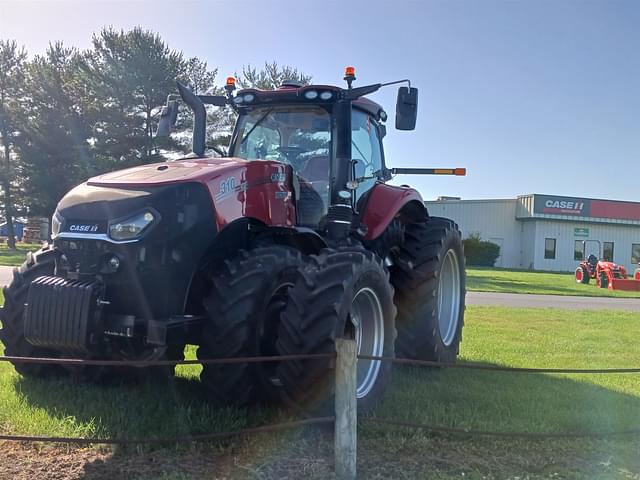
<box><xmin>533</xmin><ymin>194</ymin><xmax>640</xmax><ymax>221</ymax></box>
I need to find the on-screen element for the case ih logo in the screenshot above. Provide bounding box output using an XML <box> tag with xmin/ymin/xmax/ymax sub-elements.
<box><xmin>533</xmin><ymin>195</ymin><xmax>591</xmax><ymax>217</ymax></box>
<box><xmin>68</xmin><ymin>224</ymin><xmax>100</xmax><ymax>233</ymax></box>
<box><xmin>543</xmin><ymin>199</ymin><xmax>586</xmax><ymax>215</ymax></box>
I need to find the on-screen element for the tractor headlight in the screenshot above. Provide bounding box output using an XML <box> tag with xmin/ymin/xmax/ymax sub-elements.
<box><xmin>109</xmin><ymin>210</ymin><xmax>156</xmax><ymax>241</ymax></box>
<box><xmin>51</xmin><ymin>212</ymin><xmax>62</xmax><ymax>239</ymax></box>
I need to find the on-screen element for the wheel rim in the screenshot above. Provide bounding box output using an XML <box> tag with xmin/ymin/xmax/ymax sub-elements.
<box><xmin>576</xmin><ymin>269</ymin><xmax>583</xmax><ymax>282</ymax></box>
<box><xmin>351</xmin><ymin>287</ymin><xmax>384</xmax><ymax>399</ymax></box>
<box><xmin>438</xmin><ymin>249</ymin><xmax>461</xmax><ymax>347</ymax></box>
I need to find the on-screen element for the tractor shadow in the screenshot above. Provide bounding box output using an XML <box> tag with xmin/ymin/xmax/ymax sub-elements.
<box><xmin>373</xmin><ymin>360</ymin><xmax>640</xmax><ymax>435</ymax></box>
<box><xmin>11</xmin><ymin>358</ymin><xmax>640</xmax><ymax>478</ymax></box>
<box><xmin>13</xmin><ymin>359</ymin><xmax>640</xmax><ymax>438</ymax></box>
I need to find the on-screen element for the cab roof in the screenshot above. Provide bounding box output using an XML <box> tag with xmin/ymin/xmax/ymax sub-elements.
<box><xmin>235</xmin><ymin>83</ymin><xmax>387</xmax><ymax>122</ymax></box>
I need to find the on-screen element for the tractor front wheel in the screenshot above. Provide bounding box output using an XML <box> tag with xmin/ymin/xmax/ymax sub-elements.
<box><xmin>598</xmin><ymin>272</ymin><xmax>609</xmax><ymax>289</ymax></box>
<box><xmin>0</xmin><ymin>246</ymin><xmax>66</xmax><ymax>378</ymax></box>
<box><xmin>275</xmin><ymin>249</ymin><xmax>396</xmax><ymax>413</ymax></box>
<box><xmin>197</xmin><ymin>246</ymin><xmax>305</xmax><ymax>407</ymax></box>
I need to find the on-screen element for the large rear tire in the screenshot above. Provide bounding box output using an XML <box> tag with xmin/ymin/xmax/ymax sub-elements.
<box><xmin>391</xmin><ymin>217</ymin><xmax>466</xmax><ymax>362</ymax></box>
<box><xmin>197</xmin><ymin>246</ymin><xmax>305</xmax><ymax>406</ymax></box>
<box><xmin>275</xmin><ymin>249</ymin><xmax>396</xmax><ymax>413</ymax></box>
<box><xmin>0</xmin><ymin>246</ymin><xmax>65</xmax><ymax>378</ymax></box>
<box><xmin>575</xmin><ymin>266</ymin><xmax>589</xmax><ymax>284</ymax></box>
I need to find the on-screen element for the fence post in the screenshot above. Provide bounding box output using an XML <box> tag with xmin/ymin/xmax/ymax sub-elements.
<box><xmin>335</xmin><ymin>338</ymin><xmax>357</xmax><ymax>480</ymax></box>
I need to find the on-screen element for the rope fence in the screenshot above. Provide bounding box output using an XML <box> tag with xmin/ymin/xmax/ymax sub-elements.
<box><xmin>0</xmin><ymin>346</ymin><xmax>638</xmax><ymax>479</ymax></box>
<box><xmin>3</xmin><ymin>353</ymin><xmax>639</xmax><ymax>373</ymax></box>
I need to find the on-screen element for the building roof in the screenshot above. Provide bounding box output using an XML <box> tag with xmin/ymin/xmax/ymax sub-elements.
<box><xmin>427</xmin><ymin>193</ymin><xmax>640</xmax><ymax>226</ymax></box>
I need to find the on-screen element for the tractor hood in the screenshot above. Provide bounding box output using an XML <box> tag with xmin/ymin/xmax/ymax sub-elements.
<box><xmin>55</xmin><ymin>156</ymin><xmax>296</xmax><ymax>236</ymax></box>
<box><xmin>87</xmin><ymin>157</ymin><xmax>252</xmax><ymax>187</ymax></box>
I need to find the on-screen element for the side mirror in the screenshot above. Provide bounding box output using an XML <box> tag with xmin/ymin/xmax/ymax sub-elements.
<box><xmin>155</xmin><ymin>98</ymin><xmax>179</xmax><ymax>137</ymax></box>
<box><xmin>395</xmin><ymin>86</ymin><xmax>418</xmax><ymax>131</ymax></box>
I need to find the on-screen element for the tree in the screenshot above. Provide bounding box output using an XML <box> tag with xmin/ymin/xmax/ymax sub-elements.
<box><xmin>0</xmin><ymin>40</ymin><xmax>27</xmax><ymax>249</ymax></box>
<box><xmin>236</xmin><ymin>61</ymin><xmax>312</xmax><ymax>90</ymax></box>
<box><xmin>13</xmin><ymin>43</ymin><xmax>95</xmax><ymax>218</ymax></box>
<box><xmin>82</xmin><ymin>27</ymin><xmax>188</xmax><ymax>168</ymax></box>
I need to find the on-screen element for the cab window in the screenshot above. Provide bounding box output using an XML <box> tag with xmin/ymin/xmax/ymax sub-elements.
<box><xmin>351</xmin><ymin>110</ymin><xmax>383</xmax><ymax>201</ymax></box>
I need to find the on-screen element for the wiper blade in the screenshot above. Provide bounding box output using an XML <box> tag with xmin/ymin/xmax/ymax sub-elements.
<box><xmin>241</xmin><ymin>109</ymin><xmax>274</xmax><ymax>145</ymax></box>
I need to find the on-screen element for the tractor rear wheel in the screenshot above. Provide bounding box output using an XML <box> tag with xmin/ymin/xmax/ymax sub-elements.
<box><xmin>0</xmin><ymin>246</ymin><xmax>65</xmax><ymax>378</ymax></box>
<box><xmin>197</xmin><ymin>246</ymin><xmax>304</xmax><ymax>407</ymax></box>
<box><xmin>390</xmin><ymin>217</ymin><xmax>466</xmax><ymax>362</ymax></box>
<box><xmin>275</xmin><ymin>249</ymin><xmax>396</xmax><ymax>413</ymax></box>
<box><xmin>575</xmin><ymin>266</ymin><xmax>589</xmax><ymax>284</ymax></box>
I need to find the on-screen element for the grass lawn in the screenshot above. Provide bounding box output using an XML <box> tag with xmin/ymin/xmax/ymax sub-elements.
<box><xmin>467</xmin><ymin>266</ymin><xmax>640</xmax><ymax>298</ymax></box>
<box><xmin>0</xmin><ymin>305</ymin><xmax>638</xmax><ymax>478</ymax></box>
<box><xmin>0</xmin><ymin>243</ymin><xmax>41</xmax><ymax>267</ymax></box>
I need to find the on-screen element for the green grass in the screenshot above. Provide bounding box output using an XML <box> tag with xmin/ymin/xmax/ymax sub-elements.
<box><xmin>468</xmin><ymin>266</ymin><xmax>640</xmax><ymax>298</ymax></box>
<box><xmin>0</xmin><ymin>243</ymin><xmax>41</xmax><ymax>267</ymax></box>
<box><xmin>0</xmin><ymin>305</ymin><xmax>639</xmax><ymax>478</ymax></box>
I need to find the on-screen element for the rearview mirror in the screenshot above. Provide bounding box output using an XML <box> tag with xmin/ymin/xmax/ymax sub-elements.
<box><xmin>395</xmin><ymin>87</ymin><xmax>418</xmax><ymax>131</ymax></box>
<box><xmin>155</xmin><ymin>99</ymin><xmax>179</xmax><ymax>137</ymax></box>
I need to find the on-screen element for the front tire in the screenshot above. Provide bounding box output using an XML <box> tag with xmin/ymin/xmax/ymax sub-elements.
<box><xmin>0</xmin><ymin>246</ymin><xmax>65</xmax><ymax>378</ymax></box>
<box><xmin>275</xmin><ymin>249</ymin><xmax>396</xmax><ymax>413</ymax></box>
<box><xmin>598</xmin><ymin>272</ymin><xmax>609</xmax><ymax>289</ymax></box>
<box><xmin>391</xmin><ymin>217</ymin><xmax>466</xmax><ymax>362</ymax></box>
<box><xmin>196</xmin><ymin>247</ymin><xmax>305</xmax><ymax>406</ymax></box>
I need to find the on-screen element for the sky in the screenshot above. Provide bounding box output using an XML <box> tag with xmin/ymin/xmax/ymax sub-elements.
<box><xmin>0</xmin><ymin>0</ymin><xmax>638</xmax><ymax>201</ymax></box>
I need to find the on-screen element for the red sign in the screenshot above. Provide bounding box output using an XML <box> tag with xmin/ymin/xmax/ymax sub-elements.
<box><xmin>590</xmin><ymin>200</ymin><xmax>640</xmax><ymax>221</ymax></box>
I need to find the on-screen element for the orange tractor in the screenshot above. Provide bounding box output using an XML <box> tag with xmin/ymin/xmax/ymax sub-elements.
<box><xmin>575</xmin><ymin>240</ymin><xmax>640</xmax><ymax>291</ymax></box>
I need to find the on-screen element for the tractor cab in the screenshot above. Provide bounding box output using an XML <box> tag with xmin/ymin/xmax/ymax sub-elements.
<box><xmin>157</xmin><ymin>67</ymin><xmax>439</xmax><ymax>239</ymax></box>
<box><xmin>227</xmin><ymin>88</ymin><xmax>388</xmax><ymax>226</ymax></box>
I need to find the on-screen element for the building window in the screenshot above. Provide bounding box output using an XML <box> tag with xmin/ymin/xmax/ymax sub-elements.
<box><xmin>574</xmin><ymin>240</ymin><xmax>584</xmax><ymax>261</ymax></box>
<box><xmin>632</xmin><ymin>244</ymin><xmax>640</xmax><ymax>264</ymax></box>
<box><xmin>544</xmin><ymin>238</ymin><xmax>556</xmax><ymax>260</ymax></box>
<box><xmin>603</xmin><ymin>242</ymin><xmax>614</xmax><ymax>262</ymax></box>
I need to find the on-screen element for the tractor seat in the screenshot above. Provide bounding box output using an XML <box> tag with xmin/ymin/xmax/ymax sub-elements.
<box><xmin>299</xmin><ymin>155</ymin><xmax>329</xmax><ymax>182</ymax></box>
<box><xmin>587</xmin><ymin>254</ymin><xmax>598</xmax><ymax>266</ymax></box>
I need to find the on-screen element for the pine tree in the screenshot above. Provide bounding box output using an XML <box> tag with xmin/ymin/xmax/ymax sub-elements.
<box><xmin>236</xmin><ymin>61</ymin><xmax>312</xmax><ymax>90</ymax></box>
<box><xmin>82</xmin><ymin>27</ymin><xmax>188</xmax><ymax>168</ymax></box>
<box><xmin>0</xmin><ymin>40</ymin><xmax>28</xmax><ymax>249</ymax></box>
<box><xmin>13</xmin><ymin>43</ymin><xmax>94</xmax><ymax>218</ymax></box>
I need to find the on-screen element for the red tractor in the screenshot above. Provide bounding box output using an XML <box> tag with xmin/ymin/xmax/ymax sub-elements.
<box><xmin>575</xmin><ymin>240</ymin><xmax>628</xmax><ymax>289</ymax></box>
<box><xmin>0</xmin><ymin>68</ymin><xmax>466</xmax><ymax>411</ymax></box>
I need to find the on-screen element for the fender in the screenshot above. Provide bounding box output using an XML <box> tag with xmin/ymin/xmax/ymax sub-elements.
<box><xmin>359</xmin><ymin>183</ymin><xmax>426</xmax><ymax>241</ymax></box>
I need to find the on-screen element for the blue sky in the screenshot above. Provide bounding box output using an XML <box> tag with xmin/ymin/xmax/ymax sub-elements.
<box><xmin>1</xmin><ymin>0</ymin><xmax>638</xmax><ymax>201</ymax></box>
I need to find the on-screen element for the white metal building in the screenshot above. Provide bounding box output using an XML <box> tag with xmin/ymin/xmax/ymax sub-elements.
<box><xmin>425</xmin><ymin>194</ymin><xmax>640</xmax><ymax>272</ymax></box>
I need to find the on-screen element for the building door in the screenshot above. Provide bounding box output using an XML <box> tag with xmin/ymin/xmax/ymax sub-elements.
<box><xmin>489</xmin><ymin>237</ymin><xmax>505</xmax><ymax>267</ymax></box>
